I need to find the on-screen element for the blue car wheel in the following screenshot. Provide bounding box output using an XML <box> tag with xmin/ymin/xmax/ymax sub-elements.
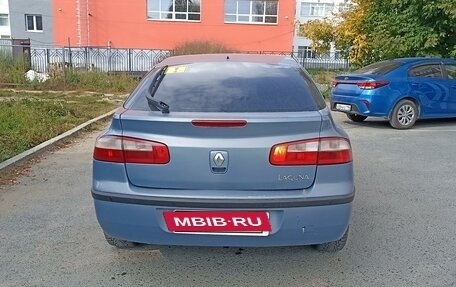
<box><xmin>390</xmin><ymin>99</ymin><xmax>418</xmax><ymax>129</ymax></box>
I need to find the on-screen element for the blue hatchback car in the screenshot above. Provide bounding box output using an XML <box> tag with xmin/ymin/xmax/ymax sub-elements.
<box><xmin>331</xmin><ymin>58</ymin><xmax>456</xmax><ymax>129</ymax></box>
<box><xmin>92</xmin><ymin>54</ymin><xmax>354</xmax><ymax>252</ymax></box>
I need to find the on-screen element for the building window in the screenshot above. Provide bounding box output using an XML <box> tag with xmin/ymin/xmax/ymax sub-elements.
<box><xmin>147</xmin><ymin>0</ymin><xmax>201</xmax><ymax>21</ymax></box>
<box><xmin>298</xmin><ymin>46</ymin><xmax>315</xmax><ymax>59</ymax></box>
<box><xmin>25</xmin><ymin>14</ymin><xmax>43</xmax><ymax>32</ymax></box>
<box><xmin>224</xmin><ymin>0</ymin><xmax>279</xmax><ymax>24</ymax></box>
<box><xmin>300</xmin><ymin>2</ymin><xmax>334</xmax><ymax>17</ymax></box>
<box><xmin>0</xmin><ymin>14</ymin><xmax>9</xmax><ymax>27</ymax></box>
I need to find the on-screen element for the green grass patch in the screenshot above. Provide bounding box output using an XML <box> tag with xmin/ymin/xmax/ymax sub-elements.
<box><xmin>0</xmin><ymin>53</ymin><xmax>140</xmax><ymax>93</ymax></box>
<box><xmin>38</xmin><ymin>71</ymin><xmax>140</xmax><ymax>93</ymax></box>
<box><xmin>306</xmin><ymin>68</ymin><xmax>355</xmax><ymax>99</ymax></box>
<box><xmin>0</xmin><ymin>91</ymin><xmax>124</xmax><ymax>162</ymax></box>
<box><xmin>0</xmin><ymin>51</ymin><xmax>28</xmax><ymax>86</ymax></box>
<box><xmin>306</xmin><ymin>68</ymin><xmax>351</xmax><ymax>84</ymax></box>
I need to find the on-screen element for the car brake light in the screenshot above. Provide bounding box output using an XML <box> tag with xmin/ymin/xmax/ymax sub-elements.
<box><xmin>357</xmin><ymin>81</ymin><xmax>389</xmax><ymax>90</ymax></box>
<box><xmin>270</xmin><ymin>137</ymin><xmax>352</xmax><ymax>165</ymax></box>
<box><xmin>93</xmin><ymin>135</ymin><xmax>170</xmax><ymax>164</ymax></box>
<box><xmin>192</xmin><ymin>120</ymin><xmax>247</xmax><ymax>128</ymax></box>
<box><xmin>331</xmin><ymin>80</ymin><xmax>339</xmax><ymax>88</ymax></box>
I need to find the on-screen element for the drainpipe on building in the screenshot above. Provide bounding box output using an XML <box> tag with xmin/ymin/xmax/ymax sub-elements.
<box><xmin>86</xmin><ymin>0</ymin><xmax>90</xmax><ymax>47</ymax></box>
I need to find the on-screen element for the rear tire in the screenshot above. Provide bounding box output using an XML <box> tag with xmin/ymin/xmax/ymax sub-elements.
<box><xmin>104</xmin><ymin>232</ymin><xmax>139</xmax><ymax>249</ymax></box>
<box><xmin>389</xmin><ymin>99</ymin><xmax>418</xmax><ymax>129</ymax></box>
<box><xmin>313</xmin><ymin>227</ymin><xmax>349</xmax><ymax>252</ymax></box>
<box><xmin>346</xmin><ymin>114</ymin><xmax>368</xmax><ymax>122</ymax></box>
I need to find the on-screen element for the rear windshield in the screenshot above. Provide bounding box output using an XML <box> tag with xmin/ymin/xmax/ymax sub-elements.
<box><xmin>354</xmin><ymin>61</ymin><xmax>402</xmax><ymax>75</ymax></box>
<box><xmin>126</xmin><ymin>62</ymin><xmax>325</xmax><ymax>113</ymax></box>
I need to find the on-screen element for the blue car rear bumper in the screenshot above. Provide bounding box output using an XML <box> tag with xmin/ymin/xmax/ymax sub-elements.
<box><xmin>92</xmin><ymin>193</ymin><xmax>353</xmax><ymax>247</ymax></box>
<box><xmin>330</xmin><ymin>93</ymin><xmax>392</xmax><ymax>117</ymax></box>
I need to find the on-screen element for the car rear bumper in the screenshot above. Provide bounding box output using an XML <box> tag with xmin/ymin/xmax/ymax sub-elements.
<box><xmin>330</xmin><ymin>94</ymin><xmax>390</xmax><ymax>117</ymax></box>
<box><xmin>92</xmin><ymin>191</ymin><xmax>354</xmax><ymax>247</ymax></box>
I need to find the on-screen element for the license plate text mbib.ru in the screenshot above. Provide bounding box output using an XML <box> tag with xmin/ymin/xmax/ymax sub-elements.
<box><xmin>163</xmin><ymin>211</ymin><xmax>272</xmax><ymax>233</ymax></box>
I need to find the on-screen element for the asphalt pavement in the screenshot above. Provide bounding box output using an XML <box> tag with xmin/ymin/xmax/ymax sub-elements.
<box><xmin>0</xmin><ymin>113</ymin><xmax>455</xmax><ymax>287</ymax></box>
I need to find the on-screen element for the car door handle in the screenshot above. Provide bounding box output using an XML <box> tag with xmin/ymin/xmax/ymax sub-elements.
<box><xmin>411</xmin><ymin>83</ymin><xmax>420</xmax><ymax>87</ymax></box>
<box><xmin>452</xmin><ymin>85</ymin><xmax>456</xmax><ymax>89</ymax></box>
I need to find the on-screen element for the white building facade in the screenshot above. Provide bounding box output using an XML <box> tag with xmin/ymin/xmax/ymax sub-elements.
<box><xmin>0</xmin><ymin>0</ymin><xmax>11</xmax><ymax>39</ymax></box>
<box><xmin>294</xmin><ymin>0</ymin><xmax>351</xmax><ymax>60</ymax></box>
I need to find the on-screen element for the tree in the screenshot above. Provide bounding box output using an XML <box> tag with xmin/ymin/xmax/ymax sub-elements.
<box><xmin>299</xmin><ymin>19</ymin><xmax>335</xmax><ymax>55</ymax></box>
<box><xmin>365</xmin><ymin>0</ymin><xmax>456</xmax><ymax>59</ymax></box>
<box><xmin>298</xmin><ymin>0</ymin><xmax>374</xmax><ymax>65</ymax></box>
<box><xmin>333</xmin><ymin>0</ymin><xmax>373</xmax><ymax>66</ymax></box>
<box><xmin>298</xmin><ymin>0</ymin><xmax>455</xmax><ymax>66</ymax></box>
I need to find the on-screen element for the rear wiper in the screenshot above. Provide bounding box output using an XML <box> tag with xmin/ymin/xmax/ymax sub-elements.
<box><xmin>146</xmin><ymin>65</ymin><xmax>170</xmax><ymax>114</ymax></box>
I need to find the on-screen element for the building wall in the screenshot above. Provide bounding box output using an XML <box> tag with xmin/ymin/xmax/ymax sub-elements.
<box><xmin>8</xmin><ymin>0</ymin><xmax>53</xmax><ymax>45</ymax></box>
<box><xmin>0</xmin><ymin>0</ymin><xmax>11</xmax><ymax>38</ymax></box>
<box><xmin>53</xmin><ymin>0</ymin><xmax>295</xmax><ymax>52</ymax></box>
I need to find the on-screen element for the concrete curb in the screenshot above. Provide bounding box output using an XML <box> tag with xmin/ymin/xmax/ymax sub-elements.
<box><xmin>0</xmin><ymin>109</ymin><xmax>116</xmax><ymax>172</ymax></box>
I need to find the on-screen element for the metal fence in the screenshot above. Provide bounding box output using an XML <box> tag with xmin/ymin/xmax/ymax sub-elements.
<box><xmin>1</xmin><ymin>40</ymin><xmax>170</xmax><ymax>73</ymax></box>
<box><xmin>0</xmin><ymin>40</ymin><xmax>350</xmax><ymax>73</ymax></box>
<box><xmin>31</xmin><ymin>47</ymin><xmax>170</xmax><ymax>73</ymax></box>
<box><xmin>0</xmin><ymin>39</ymin><xmax>13</xmax><ymax>54</ymax></box>
<box><xmin>292</xmin><ymin>52</ymin><xmax>350</xmax><ymax>70</ymax></box>
<box><xmin>226</xmin><ymin>50</ymin><xmax>351</xmax><ymax>70</ymax></box>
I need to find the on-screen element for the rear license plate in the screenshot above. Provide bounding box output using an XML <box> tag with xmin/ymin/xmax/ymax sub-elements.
<box><xmin>163</xmin><ymin>211</ymin><xmax>271</xmax><ymax>236</ymax></box>
<box><xmin>336</xmin><ymin>103</ymin><xmax>351</xmax><ymax>112</ymax></box>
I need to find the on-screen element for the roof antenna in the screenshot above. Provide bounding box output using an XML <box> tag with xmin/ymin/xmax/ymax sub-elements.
<box><xmin>226</xmin><ymin>56</ymin><xmax>230</xmax><ymax>60</ymax></box>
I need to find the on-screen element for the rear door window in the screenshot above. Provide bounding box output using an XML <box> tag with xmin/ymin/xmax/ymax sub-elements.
<box><xmin>127</xmin><ymin>62</ymin><xmax>325</xmax><ymax>112</ymax></box>
<box><xmin>408</xmin><ymin>64</ymin><xmax>444</xmax><ymax>78</ymax></box>
<box><xmin>354</xmin><ymin>61</ymin><xmax>402</xmax><ymax>75</ymax></box>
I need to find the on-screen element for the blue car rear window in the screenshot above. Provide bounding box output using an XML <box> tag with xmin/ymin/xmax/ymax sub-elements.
<box><xmin>355</xmin><ymin>61</ymin><xmax>402</xmax><ymax>75</ymax></box>
<box><xmin>125</xmin><ymin>62</ymin><xmax>325</xmax><ymax>113</ymax></box>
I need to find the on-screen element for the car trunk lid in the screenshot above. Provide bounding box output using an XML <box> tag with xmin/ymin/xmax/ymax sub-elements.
<box><xmin>332</xmin><ymin>74</ymin><xmax>388</xmax><ymax>96</ymax></box>
<box><xmin>120</xmin><ymin>110</ymin><xmax>322</xmax><ymax>191</ymax></box>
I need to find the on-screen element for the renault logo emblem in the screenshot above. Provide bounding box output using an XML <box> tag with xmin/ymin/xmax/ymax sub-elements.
<box><xmin>213</xmin><ymin>152</ymin><xmax>225</xmax><ymax>166</ymax></box>
<box><xmin>210</xmin><ymin>151</ymin><xmax>228</xmax><ymax>172</ymax></box>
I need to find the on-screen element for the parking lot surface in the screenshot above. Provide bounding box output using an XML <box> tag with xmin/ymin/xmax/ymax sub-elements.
<box><xmin>1</xmin><ymin>114</ymin><xmax>455</xmax><ymax>287</ymax></box>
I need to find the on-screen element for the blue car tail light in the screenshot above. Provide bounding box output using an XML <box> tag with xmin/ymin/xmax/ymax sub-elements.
<box><xmin>356</xmin><ymin>81</ymin><xmax>389</xmax><ymax>90</ymax></box>
<box><xmin>332</xmin><ymin>80</ymin><xmax>389</xmax><ymax>90</ymax></box>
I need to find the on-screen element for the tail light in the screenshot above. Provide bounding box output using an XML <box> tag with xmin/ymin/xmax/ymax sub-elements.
<box><xmin>331</xmin><ymin>80</ymin><xmax>339</xmax><ymax>88</ymax></box>
<box><xmin>357</xmin><ymin>81</ymin><xmax>389</xmax><ymax>90</ymax></box>
<box><xmin>270</xmin><ymin>137</ymin><xmax>352</xmax><ymax>166</ymax></box>
<box><xmin>93</xmin><ymin>135</ymin><xmax>170</xmax><ymax>164</ymax></box>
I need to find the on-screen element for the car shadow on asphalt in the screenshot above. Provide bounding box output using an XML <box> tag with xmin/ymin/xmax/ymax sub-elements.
<box><xmin>114</xmin><ymin>243</ymin><xmax>339</xmax><ymax>262</ymax></box>
<box><xmin>129</xmin><ymin>244</ymin><xmax>315</xmax><ymax>255</ymax></box>
<box><xmin>341</xmin><ymin>117</ymin><xmax>456</xmax><ymax>130</ymax></box>
<box><xmin>109</xmin><ymin>244</ymin><xmax>342</xmax><ymax>274</ymax></box>
<box><xmin>104</xmin><ymin>244</ymin><xmax>347</xmax><ymax>285</ymax></box>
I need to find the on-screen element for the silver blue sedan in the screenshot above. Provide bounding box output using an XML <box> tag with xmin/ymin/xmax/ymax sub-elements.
<box><xmin>91</xmin><ymin>54</ymin><xmax>354</xmax><ymax>252</ymax></box>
